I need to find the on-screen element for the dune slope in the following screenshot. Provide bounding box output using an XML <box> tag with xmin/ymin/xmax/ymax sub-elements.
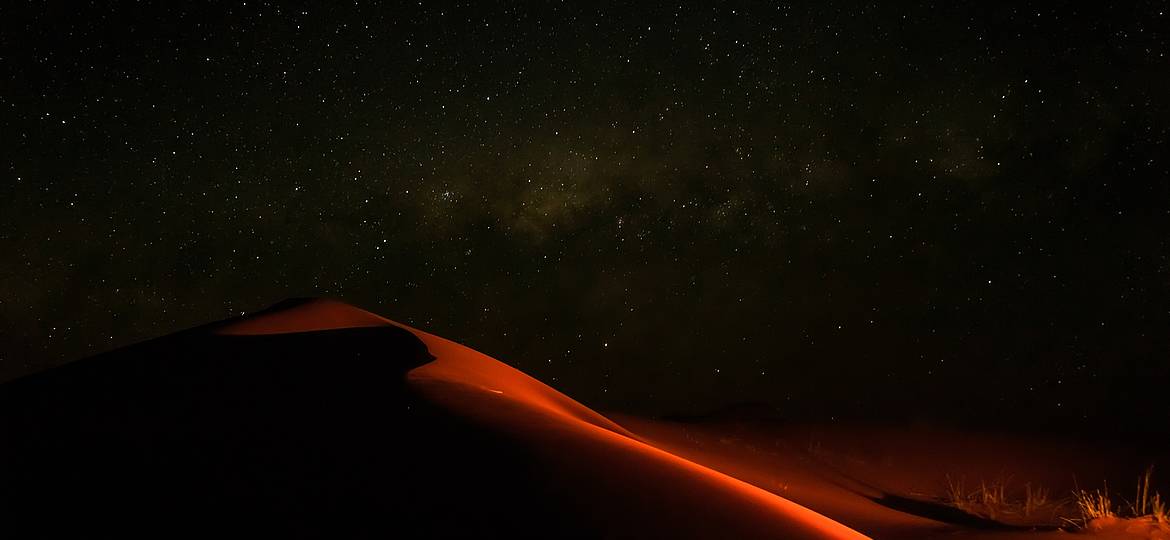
<box><xmin>1</xmin><ymin>298</ymin><xmax>865</xmax><ymax>539</ymax></box>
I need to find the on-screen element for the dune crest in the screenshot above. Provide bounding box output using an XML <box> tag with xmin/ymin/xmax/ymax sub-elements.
<box><xmin>215</xmin><ymin>298</ymin><xmax>632</xmax><ymax>437</ymax></box>
<box><xmin>214</xmin><ymin>297</ymin><xmax>392</xmax><ymax>335</ymax></box>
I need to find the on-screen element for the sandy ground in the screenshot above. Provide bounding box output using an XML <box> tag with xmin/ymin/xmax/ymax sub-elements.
<box><xmin>2</xmin><ymin>297</ymin><xmax>1164</xmax><ymax>539</ymax></box>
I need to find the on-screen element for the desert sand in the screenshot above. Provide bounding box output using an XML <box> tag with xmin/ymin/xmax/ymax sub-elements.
<box><xmin>1</xmin><ymin>298</ymin><xmax>1165</xmax><ymax>539</ymax></box>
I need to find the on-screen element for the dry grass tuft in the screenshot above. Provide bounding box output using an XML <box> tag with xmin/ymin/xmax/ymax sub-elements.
<box><xmin>944</xmin><ymin>476</ymin><xmax>1055</xmax><ymax>522</ymax></box>
<box><xmin>1132</xmin><ymin>467</ymin><xmax>1169</xmax><ymax>524</ymax></box>
<box><xmin>1024</xmin><ymin>482</ymin><xmax>1050</xmax><ymax>517</ymax></box>
<box><xmin>1071</xmin><ymin>467</ymin><xmax>1169</xmax><ymax>526</ymax></box>
<box><xmin>1073</xmin><ymin>485</ymin><xmax>1115</xmax><ymax>521</ymax></box>
<box><xmin>945</xmin><ymin>476</ymin><xmax>972</xmax><ymax>512</ymax></box>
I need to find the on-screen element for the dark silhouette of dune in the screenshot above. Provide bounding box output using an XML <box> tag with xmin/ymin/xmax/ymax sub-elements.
<box><xmin>0</xmin><ymin>298</ymin><xmax>866</xmax><ymax>539</ymax></box>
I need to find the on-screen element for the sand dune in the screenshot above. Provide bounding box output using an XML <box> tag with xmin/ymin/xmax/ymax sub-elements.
<box><xmin>2</xmin><ymin>298</ymin><xmax>1163</xmax><ymax>539</ymax></box>
<box><xmin>1</xmin><ymin>298</ymin><xmax>863</xmax><ymax>539</ymax></box>
<box><xmin>217</xmin><ymin>298</ymin><xmax>868</xmax><ymax>539</ymax></box>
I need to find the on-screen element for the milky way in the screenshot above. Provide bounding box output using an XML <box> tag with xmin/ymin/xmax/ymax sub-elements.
<box><xmin>3</xmin><ymin>3</ymin><xmax>1168</xmax><ymax>434</ymax></box>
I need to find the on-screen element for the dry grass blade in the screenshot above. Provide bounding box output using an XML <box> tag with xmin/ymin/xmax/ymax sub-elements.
<box><xmin>1074</xmin><ymin>480</ymin><xmax>1114</xmax><ymax>522</ymax></box>
<box><xmin>1024</xmin><ymin>482</ymin><xmax>1050</xmax><ymax>517</ymax></box>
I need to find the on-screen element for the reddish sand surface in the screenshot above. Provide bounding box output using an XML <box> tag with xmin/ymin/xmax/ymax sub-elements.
<box><xmin>90</xmin><ymin>297</ymin><xmax>1162</xmax><ymax>539</ymax></box>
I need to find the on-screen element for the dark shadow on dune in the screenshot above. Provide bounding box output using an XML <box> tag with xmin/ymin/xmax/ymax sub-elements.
<box><xmin>865</xmin><ymin>493</ymin><xmax>1060</xmax><ymax>532</ymax></box>
<box><xmin>0</xmin><ymin>323</ymin><xmax>596</xmax><ymax>539</ymax></box>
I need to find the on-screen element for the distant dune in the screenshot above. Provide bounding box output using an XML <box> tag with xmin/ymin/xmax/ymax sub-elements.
<box><xmin>1</xmin><ymin>299</ymin><xmax>1163</xmax><ymax>539</ymax></box>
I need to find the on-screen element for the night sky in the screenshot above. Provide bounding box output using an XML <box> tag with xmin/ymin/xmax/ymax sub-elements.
<box><xmin>3</xmin><ymin>2</ymin><xmax>1168</xmax><ymax>434</ymax></box>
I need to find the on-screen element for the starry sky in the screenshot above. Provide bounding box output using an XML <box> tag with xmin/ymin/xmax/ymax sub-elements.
<box><xmin>3</xmin><ymin>2</ymin><xmax>1169</xmax><ymax>435</ymax></box>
